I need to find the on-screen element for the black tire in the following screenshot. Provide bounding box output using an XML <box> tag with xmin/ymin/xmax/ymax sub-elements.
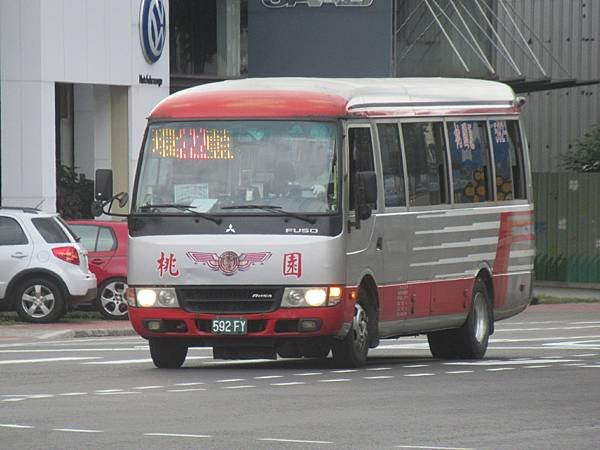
<box><xmin>96</xmin><ymin>278</ymin><xmax>129</xmax><ymax>320</ymax></box>
<box><xmin>332</xmin><ymin>290</ymin><xmax>370</xmax><ymax>367</ymax></box>
<box><xmin>427</xmin><ymin>279</ymin><xmax>491</xmax><ymax>360</ymax></box>
<box><xmin>149</xmin><ymin>338</ymin><xmax>188</xmax><ymax>368</ymax></box>
<box><xmin>15</xmin><ymin>277</ymin><xmax>66</xmax><ymax>323</ymax></box>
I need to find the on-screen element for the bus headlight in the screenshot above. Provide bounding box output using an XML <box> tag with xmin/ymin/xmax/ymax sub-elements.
<box><xmin>281</xmin><ymin>287</ymin><xmax>342</xmax><ymax>308</ymax></box>
<box><xmin>133</xmin><ymin>288</ymin><xmax>179</xmax><ymax>308</ymax></box>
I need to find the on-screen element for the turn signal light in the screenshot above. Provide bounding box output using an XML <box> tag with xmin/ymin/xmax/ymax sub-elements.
<box><xmin>52</xmin><ymin>246</ymin><xmax>80</xmax><ymax>265</ymax></box>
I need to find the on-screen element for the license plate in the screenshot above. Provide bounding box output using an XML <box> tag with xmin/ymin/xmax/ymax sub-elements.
<box><xmin>211</xmin><ymin>318</ymin><xmax>247</xmax><ymax>335</ymax></box>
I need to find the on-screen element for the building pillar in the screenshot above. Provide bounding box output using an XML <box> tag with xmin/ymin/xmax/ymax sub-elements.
<box><xmin>217</xmin><ymin>0</ymin><xmax>241</xmax><ymax>77</ymax></box>
<box><xmin>0</xmin><ymin>80</ymin><xmax>56</xmax><ymax>211</ymax></box>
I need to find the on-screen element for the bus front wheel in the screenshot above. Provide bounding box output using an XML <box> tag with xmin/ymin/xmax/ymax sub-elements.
<box><xmin>149</xmin><ymin>338</ymin><xmax>188</xmax><ymax>368</ymax></box>
<box><xmin>427</xmin><ymin>279</ymin><xmax>491</xmax><ymax>360</ymax></box>
<box><xmin>332</xmin><ymin>296</ymin><xmax>370</xmax><ymax>367</ymax></box>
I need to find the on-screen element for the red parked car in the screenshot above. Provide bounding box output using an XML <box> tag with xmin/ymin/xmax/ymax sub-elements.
<box><xmin>67</xmin><ymin>220</ymin><xmax>128</xmax><ymax>320</ymax></box>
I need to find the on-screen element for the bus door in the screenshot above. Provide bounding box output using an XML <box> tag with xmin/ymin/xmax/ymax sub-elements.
<box><xmin>345</xmin><ymin>124</ymin><xmax>383</xmax><ymax>289</ymax></box>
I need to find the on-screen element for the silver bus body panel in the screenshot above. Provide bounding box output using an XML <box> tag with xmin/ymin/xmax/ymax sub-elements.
<box><xmin>129</xmin><ymin>233</ymin><xmax>346</xmax><ymax>286</ymax></box>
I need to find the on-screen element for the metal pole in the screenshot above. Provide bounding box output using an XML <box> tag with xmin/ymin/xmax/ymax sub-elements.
<box><xmin>423</xmin><ymin>0</ymin><xmax>470</xmax><ymax>72</ymax></box>
<box><xmin>448</xmin><ymin>0</ymin><xmax>496</xmax><ymax>75</ymax></box>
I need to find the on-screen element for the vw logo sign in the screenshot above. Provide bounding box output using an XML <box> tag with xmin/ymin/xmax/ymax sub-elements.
<box><xmin>139</xmin><ymin>0</ymin><xmax>166</xmax><ymax>64</ymax></box>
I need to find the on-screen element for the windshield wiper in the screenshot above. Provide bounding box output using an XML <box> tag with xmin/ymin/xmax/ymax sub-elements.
<box><xmin>221</xmin><ymin>204</ymin><xmax>316</xmax><ymax>224</ymax></box>
<box><xmin>137</xmin><ymin>204</ymin><xmax>222</xmax><ymax>224</ymax></box>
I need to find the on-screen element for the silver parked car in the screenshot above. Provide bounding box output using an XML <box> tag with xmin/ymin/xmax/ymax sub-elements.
<box><xmin>0</xmin><ymin>207</ymin><xmax>97</xmax><ymax>323</ymax></box>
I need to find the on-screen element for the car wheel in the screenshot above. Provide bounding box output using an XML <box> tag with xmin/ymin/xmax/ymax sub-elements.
<box><xmin>149</xmin><ymin>338</ymin><xmax>188</xmax><ymax>368</ymax></box>
<box><xmin>97</xmin><ymin>278</ymin><xmax>129</xmax><ymax>320</ymax></box>
<box><xmin>427</xmin><ymin>278</ymin><xmax>491</xmax><ymax>360</ymax></box>
<box><xmin>15</xmin><ymin>277</ymin><xmax>66</xmax><ymax>323</ymax></box>
<box><xmin>332</xmin><ymin>293</ymin><xmax>370</xmax><ymax>367</ymax></box>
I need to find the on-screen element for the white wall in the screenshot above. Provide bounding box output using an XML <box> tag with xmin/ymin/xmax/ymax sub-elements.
<box><xmin>1</xmin><ymin>0</ymin><xmax>170</xmax><ymax>211</ymax></box>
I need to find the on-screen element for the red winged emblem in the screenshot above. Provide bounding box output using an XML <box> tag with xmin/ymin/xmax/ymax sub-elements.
<box><xmin>186</xmin><ymin>251</ymin><xmax>272</xmax><ymax>276</ymax></box>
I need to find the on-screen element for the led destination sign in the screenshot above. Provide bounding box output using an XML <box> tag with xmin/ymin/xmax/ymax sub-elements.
<box><xmin>150</xmin><ymin>127</ymin><xmax>234</xmax><ymax>160</ymax></box>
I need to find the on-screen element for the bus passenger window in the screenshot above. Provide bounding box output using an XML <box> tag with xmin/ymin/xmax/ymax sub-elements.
<box><xmin>491</xmin><ymin>120</ymin><xmax>526</xmax><ymax>200</ymax></box>
<box><xmin>402</xmin><ymin>122</ymin><xmax>449</xmax><ymax>207</ymax></box>
<box><xmin>349</xmin><ymin>127</ymin><xmax>376</xmax><ymax>210</ymax></box>
<box><xmin>447</xmin><ymin>121</ymin><xmax>492</xmax><ymax>204</ymax></box>
<box><xmin>377</xmin><ymin>123</ymin><xmax>406</xmax><ymax>207</ymax></box>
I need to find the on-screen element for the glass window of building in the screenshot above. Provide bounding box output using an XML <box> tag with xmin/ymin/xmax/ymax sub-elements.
<box><xmin>170</xmin><ymin>0</ymin><xmax>248</xmax><ymax>90</ymax></box>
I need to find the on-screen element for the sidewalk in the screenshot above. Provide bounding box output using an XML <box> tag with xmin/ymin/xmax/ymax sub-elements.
<box><xmin>533</xmin><ymin>286</ymin><xmax>600</xmax><ymax>301</ymax></box>
<box><xmin>0</xmin><ymin>319</ymin><xmax>136</xmax><ymax>342</ymax></box>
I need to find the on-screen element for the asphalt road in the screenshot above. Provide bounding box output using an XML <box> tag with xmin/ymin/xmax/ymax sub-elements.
<box><xmin>1</xmin><ymin>306</ymin><xmax>599</xmax><ymax>450</ymax></box>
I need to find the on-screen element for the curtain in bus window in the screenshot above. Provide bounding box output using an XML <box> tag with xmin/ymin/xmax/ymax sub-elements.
<box><xmin>377</xmin><ymin>123</ymin><xmax>406</xmax><ymax>207</ymax></box>
<box><xmin>349</xmin><ymin>127</ymin><xmax>376</xmax><ymax>210</ymax></box>
<box><xmin>447</xmin><ymin>121</ymin><xmax>492</xmax><ymax>204</ymax></box>
<box><xmin>402</xmin><ymin>122</ymin><xmax>448</xmax><ymax>207</ymax></box>
<box><xmin>491</xmin><ymin>120</ymin><xmax>526</xmax><ymax>200</ymax></box>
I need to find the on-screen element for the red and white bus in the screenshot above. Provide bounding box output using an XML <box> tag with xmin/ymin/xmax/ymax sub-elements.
<box><xmin>95</xmin><ymin>78</ymin><xmax>534</xmax><ymax>368</ymax></box>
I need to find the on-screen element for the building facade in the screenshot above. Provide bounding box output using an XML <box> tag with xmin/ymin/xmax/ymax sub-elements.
<box><xmin>0</xmin><ymin>0</ymin><xmax>169</xmax><ymax>212</ymax></box>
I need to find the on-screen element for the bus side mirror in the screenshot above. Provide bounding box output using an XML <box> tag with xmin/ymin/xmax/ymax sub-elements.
<box><xmin>95</xmin><ymin>169</ymin><xmax>113</xmax><ymax>201</ymax></box>
<box><xmin>353</xmin><ymin>171</ymin><xmax>377</xmax><ymax>223</ymax></box>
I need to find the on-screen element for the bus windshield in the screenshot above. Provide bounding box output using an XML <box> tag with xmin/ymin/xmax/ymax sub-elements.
<box><xmin>134</xmin><ymin>120</ymin><xmax>339</xmax><ymax>215</ymax></box>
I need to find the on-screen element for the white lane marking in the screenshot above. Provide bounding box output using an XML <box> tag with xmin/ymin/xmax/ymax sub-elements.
<box><xmin>561</xmin><ymin>363</ymin><xmax>586</xmax><ymax>367</ymax></box>
<box><xmin>444</xmin><ymin>359</ymin><xmax>578</xmax><ymax>366</ymax></box>
<box><xmin>133</xmin><ymin>386</ymin><xmax>164</xmax><ymax>390</ymax></box>
<box><xmin>579</xmin><ymin>365</ymin><xmax>600</xmax><ymax>368</ymax></box>
<box><xmin>0</xmin><ymin>424</ymin><xmax>34</xmax><ymax>429</ymax></box>
<box><xmin>53</xmin><ymin>428</ymin><xmax>103</xmax><ymax>433</ymax></box>
<box><xmin>294</xmin><ymin>372</ymin><xmax>323</xmax><ymax>376</ymax></box>
<box><xmin>203</xmin><ymin>359</ymin><xmax>270</xmax><ymax>365</ymax></box>
<box><xmin>216</xmin><ymin>378</ymin><xmax>246</xmax><ymax>383</ymax></box>
<box><xmin>367</xmin><ymin>367</ymin><xmax>392</xmax><ymax>371</ymax></box>
<box><xmin>572</xmin><ymin>353</ymin><xmax>597</xmax><ymax>357</ymax></box>
<box><xmin>2</xmin><ymin>398</ymin><xmax>26</xmax><ymax>402</ymax></box>
<box><xmin>95</xmin><ymin>389</ymin><xmax>123</xmax><ymax>393</ymax></box>
<box><xmin>96</xmin><ymin>391</ymin><xmax>140</xmax><ymax>395</ymax></box>
<box><xmin>59</xmin><ymin>392</ymin><xmax>88</xmax><ymax>396</ymax></box>
<box><xmin>82</xmin><ymin>356</ymin><xmax>210</xmax><ymax>365</ymax></box>
<box><xmin>259</xmin><ymin>438</ymin><xmax>333</xmax><ymax>444</ymax></box>
<box><xmin>394</xmin><ymin>445</ymin><xmax>473</xmax><ymax>450</ymax></box>
<box><xmin>499</xmin><ymin>321</ymin><xmax>565</xmax><ymax>325</ymax></box>
<box><xmin>497</xmin><ymin>325</ymin><xmax>600</xmax><ymax>332</ymax></box>
<box><xmin>525</xmin><ymin>365</ymin><xmax>552</xmax><ymax>369</ymax></box>
<box><xmin>485</xmin><ymin>368</ymin><xmax>515</xmax><ymax>372</ymax></box>
<box><xmin>545</xmin><ymin>339</ymin><xmax>600</xmax><ymax>349</ymax></box>
<box><xmin>445</xmin><ymin>371</ymin><xmax>474</xmax><ymax>374</ymax></box>
<box><xmin>404</xmin><ymin>373</ymin><xmax>435</xmax><ymax>377</ymax></box>
<box><xmin>145</xmin><ymin>433</ymin><xmax>212</xmax><ymax>438</ymax></box>
<box><xmin>27</xmin><ymin>394</ymin><xmax>54</xmax><ymax>399</ymax></box>
<box><xmin>0</xmin><ymin>357</ymin><xmax>102</xmax><ymax>365</ymax></box>
<box><xmin>403</xmin><ymin>364</ymin><xmax>430</xmax><ymax>368</ymax></box>
<box><xmin>330</xmin><ymin>369</ymin><xmax>357</xmax><ymax>373</ymax></box>
<box><xmin>319</xmin><ymin>379</ymin><xmax>351</xmax><ymax>383</ymax></box>
<box><xmin>271</xmin><ymin>382</ymin><xmax>306</xmax><ymax>386</ymax></box>
<box><xmin>222</xmin><ymin>385</ymin><xmax>256</xmax><ymax>389</ymax></box>
<box><xmin>571</xmin><ymin>322</ymin><xmax>600</xmax><ymax>325</ymax></box>
<box><xmin>492</xmin><ymin>335</ymin><xmax>600</xmax><ymax>342</ymax></box>
<box><xmin>0</xmin><ymin>347</ymin><xmax>146</xmax><ymax>354</ymax></box>
<box><xmin>166</xmin><ymin>388</ymin><xmax>207</xmax><ymax>393</ymax></box>
<box><xmin>254</xmin><ymin>375</ymin><xmax>284</xmax><ymax>379</ymax></box>
<box><xmin>173</xmin><ymin>382</ymin><xmax>204</xmax><ymax>386</ymax></box>
<box><xmin>363</xmin><ymin>376</ymin><xmax>394</xmax><ymax>380</ymax></box>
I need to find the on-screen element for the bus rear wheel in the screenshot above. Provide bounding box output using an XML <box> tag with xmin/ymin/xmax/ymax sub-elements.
<box><xmin>427</xmin><ymin>279</ymin><xmax>491</xmax><ymax>360</ymax></box>
<box><xmin>149</xmin><ymin>338</ymin><xmax>188</xmax><ymax>368</ymax></box>
<box><xmin>332</xmin><ymin>295</ymin><xmax>370</xmax><ymax>367</ymax></box>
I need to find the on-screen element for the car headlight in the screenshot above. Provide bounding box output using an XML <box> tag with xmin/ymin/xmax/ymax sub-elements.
<box><xmin>281</xmin><ymin>287</ymin><xmax>342</xmax><ymax>308</ymax></box>
<box><xmin>130</xmin><ymin>288</ymin><xmax>179</xmax><ymax>308</ymax></box>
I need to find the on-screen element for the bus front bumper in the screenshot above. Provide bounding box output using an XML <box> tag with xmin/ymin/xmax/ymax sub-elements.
<box><xmin>128</xmin><ymin>304</ymin><xmax>354</xmax><ymax>346</ymax></box>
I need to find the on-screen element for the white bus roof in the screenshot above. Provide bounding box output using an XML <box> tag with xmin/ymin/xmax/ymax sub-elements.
<box><xmin>151</xmin><ymin>77</ymin><xmax>520</xmax><ymax>119</ymax></box>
